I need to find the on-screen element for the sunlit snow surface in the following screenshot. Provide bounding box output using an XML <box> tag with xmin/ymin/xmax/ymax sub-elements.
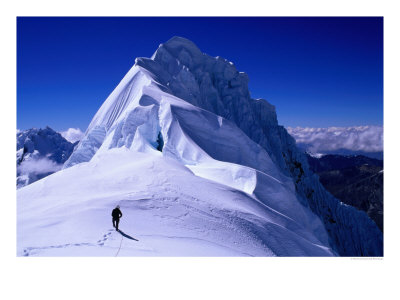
<box><xmin>18</xmin><ymin>149</ymin><xmax>334</xmax><ymax>256</ymax></box>
<box><xmin>18</xmin><ymin>37</ymin><xmax>342</xmax><ymax>256</ymax></box>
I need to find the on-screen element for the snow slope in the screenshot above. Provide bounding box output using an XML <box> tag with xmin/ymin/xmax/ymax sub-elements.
<box><xmin>17</xmin><ymin>36</ymin><xmax>382</xmax><ymax>256</ymax></box>
<box><xmin>18</xmin><ymin>148</ymin><xmax>334</xmax><ymax>256</ymax></box>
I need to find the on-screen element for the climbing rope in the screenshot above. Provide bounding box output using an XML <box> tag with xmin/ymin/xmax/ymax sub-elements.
<box><xmin>114</xmin><ymin>232</ymin><xmax>123</xmax><ymax>257</ymax></box>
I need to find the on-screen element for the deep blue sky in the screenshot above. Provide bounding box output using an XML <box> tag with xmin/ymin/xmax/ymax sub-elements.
<box><xmin>17</xmin><ymin>17</ymin><xmax>383</xmax><ymax>131</ymax></box>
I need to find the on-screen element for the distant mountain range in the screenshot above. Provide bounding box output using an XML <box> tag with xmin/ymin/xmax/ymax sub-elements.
<box><xmin>307</xmin><ymin>154</ymin><xmax>383</xmax><ymax>232</ymax></box>
<box><xmin>17</xmin><ymin>127</ymin><xmax>78</xmax><ymax>188</ymax></box>
<box><xmin>306</xmin><ymin>149</ymin><xmax>383</xmax><ymax>160</ymax></box>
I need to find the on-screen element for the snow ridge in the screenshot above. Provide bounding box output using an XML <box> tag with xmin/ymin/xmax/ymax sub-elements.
<box><xmin>136</xmin><ymin>36</ymin><xmax>382</xmax><ymax>256</ymax></box>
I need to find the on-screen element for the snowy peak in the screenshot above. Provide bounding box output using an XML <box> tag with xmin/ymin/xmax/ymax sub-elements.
<box><xmin>17</xmin><ymin>126</ymin><xmax>74</xmax><ymax>163</ymax></box>
<box><xmin>153</xmin><ymin>36</ymin><xmax>205</xmax><ymax>68</ymax></box>
<box><xmin>142</xmin><ymin>36</ymin><xmax>253</xmax><ymax>119</ymax></box>
<box><xmin>64</xmin><ymin>36</ymin><xmax>263</xmax><ymax>169</ymax></box>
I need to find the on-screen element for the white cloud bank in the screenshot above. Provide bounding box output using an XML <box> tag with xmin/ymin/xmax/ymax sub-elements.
<box><xmin>286</xmin><ymin>125</ymin><xmax>383</xmax><ymax>154</ymax></box>
<box><xmin>61</xmin><ymin>128</ymin><xmax>84</xmax><ymax>143</ymax></box>
<box><xmin>19</xmin><ymin>156</ymin><xmax>62</xmax><ymax>175</ymax></box>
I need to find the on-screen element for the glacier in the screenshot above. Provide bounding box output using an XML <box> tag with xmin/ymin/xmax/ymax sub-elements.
<box><xmin>18</xmin><ymin>36</ymin><xmax>382</xmax><ymax>256</ymax></box>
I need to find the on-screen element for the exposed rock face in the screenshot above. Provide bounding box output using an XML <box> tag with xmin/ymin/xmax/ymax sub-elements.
<box><xmin>307</xmin><ymin>154</ymin><xmax>383</xmax><ymax>232</ymax></box>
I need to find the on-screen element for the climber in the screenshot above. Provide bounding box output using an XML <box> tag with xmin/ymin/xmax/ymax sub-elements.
<box><xmin>111</xmin><ymin>205</ymin><xmax>123</xmax><ymax>231</ymax></box>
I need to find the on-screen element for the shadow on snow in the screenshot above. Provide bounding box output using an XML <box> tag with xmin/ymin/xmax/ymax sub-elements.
<box><xmin>118</xmin><ymin>229</ymin><xmax>139</xmax><ymax>241</ymax></box>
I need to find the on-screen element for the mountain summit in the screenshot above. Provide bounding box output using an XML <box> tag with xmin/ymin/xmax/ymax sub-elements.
<box><xmin>17</xmin><ymin>37</ymin><xmax>382</xmax><ymax>256</ymax></box>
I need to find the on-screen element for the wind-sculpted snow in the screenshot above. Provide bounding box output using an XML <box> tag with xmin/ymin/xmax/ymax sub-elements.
<box><xmin>18</xmin><ymin>149</ymin><xmax>334</xmax><ymax>256</ymax></box>
<box><xmin>18</xmin><ymin>36</ymin><xmax>382</xmax><ymax>256</ymax></box>
<box><xmin>63</xmin><ymin>125</ymin><xmax>106</xmax><ymax>168</ymax></box>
